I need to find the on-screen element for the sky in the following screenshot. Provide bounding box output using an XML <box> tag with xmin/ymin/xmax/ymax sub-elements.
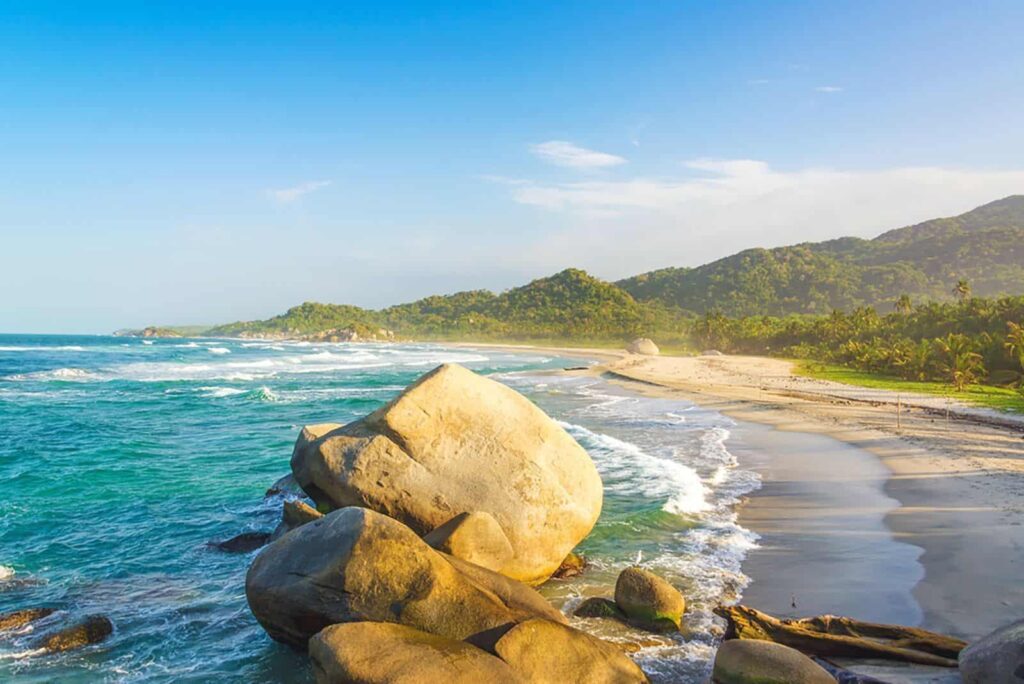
<box><xmin>2</xmin><ymin>1</ymin><xmax>1024</xmax><ymax>333</ymax></box>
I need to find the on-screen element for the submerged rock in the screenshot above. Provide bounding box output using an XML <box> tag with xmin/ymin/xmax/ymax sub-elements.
<box><xmin>573</xmin><ymin>597</ymin><xmax>625</xmax><ymax>620</ymax></box>
<box><xmin>627</xmin><ymin>338</ymin><xmax>659</xmax><ymax>356</ymax></box>
<box><xmin>31</xmin><ymin>615</ymin><xmax>113</xmax><ymax>652</ymax></box>
<box><xmin>208</xmin><ymin>531</ymin><xmax>271</xmax><ymax>553</ymax></box>
<box><xmin>245</xmin><ymin>507</ymin><xmax>565</xmax><ymax>648</ymax></box>
<box><xmin>493</xmin><ymin>618</ymin><xmax>649</xmax><ymax>684</ymax></box>
<box><xmin>959</xmin><ymin>617</ymin><xmax>1024</xmax><ymax>684</ymax></box>
<box><xmin>309</xmin><ymin>622</ymin><xmax>523</xmax><ymax>684</ymax></box>
<box><xmin>422</xmin><ymin>511</ymin><xmax>514</xmax><ymax>573</ymax></box>
<box><xmin>290</xmin><ymin>363</ymin><xmax>603</xmax><ymax>584</ymax></box>
<box><xmin>614</xmin><ymin>567</ymin><xmax>685</xmax><ymax>632</ymax></box>
<box><xmin>0</xmin><ymin>607</ymin><xmax>56</xmax><ymax>632</ymax></box>
<box><xmin>712</xmin><ymin>640</ymin><xmax>835</xmax><ymax>684</ymax></box>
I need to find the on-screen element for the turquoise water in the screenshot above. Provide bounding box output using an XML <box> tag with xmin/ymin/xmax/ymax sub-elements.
<box><xmin>0</xmin><ymin>335</ymin><xmax>759</xmax><ymax>682</ymax></box>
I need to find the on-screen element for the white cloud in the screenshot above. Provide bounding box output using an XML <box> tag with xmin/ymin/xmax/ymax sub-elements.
<box><xmin>816</xmin><ymin>85</ymin><xmax>843</xmax><ymax>93</ymax></box>
<box><xmin>268</xmin><ymin>180</ymin><xmax>332</xmax><ymax>203</ymax></box>
<box><xmin>498</xmin><ymin>161</ymin><xmax>1024</xmax><ymax>278</ymax></box>
<box><xmin>530</xmin><ymin>140</ymin><xmax>627</xmax><ymax>169</ymax></box>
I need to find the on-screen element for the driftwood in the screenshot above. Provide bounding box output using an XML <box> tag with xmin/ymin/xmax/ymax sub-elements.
<box><xmin>714</xmin><ymin>605</ymin><xmax>967</xmax><ymax>668</ymax></box>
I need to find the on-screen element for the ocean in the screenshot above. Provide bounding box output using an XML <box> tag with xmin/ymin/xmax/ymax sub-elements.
<box><xmin>0</xmin><ymin>335</ymin><xmax>760</xmax><ymax>682</ymax></box>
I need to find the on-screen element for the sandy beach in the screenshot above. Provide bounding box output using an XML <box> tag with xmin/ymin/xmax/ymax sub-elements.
<box><xmin>466</xmin><ymin>343</ymin><xmax>1024</xmax><ymax>645</ymax></box>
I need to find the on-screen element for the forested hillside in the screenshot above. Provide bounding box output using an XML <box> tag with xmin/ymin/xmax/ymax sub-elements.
<box><xmin>617</xmin><ymin>195</ymin><xmax>1024</xmax><ymax>316</ymax></box>
<box><xmin>208</xmin><ymin>269</ymin><xmax>682</xmax><ymax>342</ymax></box>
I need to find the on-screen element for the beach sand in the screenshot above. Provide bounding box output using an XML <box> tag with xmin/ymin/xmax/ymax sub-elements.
<box><xmin>463</xmin><ymin>344</ymin><xmax>1024</xmax><ymax>646</ymax></box>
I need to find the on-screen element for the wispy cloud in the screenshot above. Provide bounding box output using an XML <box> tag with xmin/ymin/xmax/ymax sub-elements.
<box><xmin>530</xmin><ymin>140</ymin><xmax>627</xmax><ymax>170</ymax></box>
<box><xmin>494</xmin><ymin>161</ymin><xmax>1024</xmax><ymax>277</ymax></box>
<box><xmin>268</xmin><ymin>180</ymin><xmax>332</xmax><ymax>203</ymax></box>
<box><xmin>747</xmin><ymin>78</ymin><xmax>771</xmax><ymax>85</ymax></box>
<box><xmin>815</xmin><ymin>85</ymin><xmax>843</xmax><ymax>93</ymax></box>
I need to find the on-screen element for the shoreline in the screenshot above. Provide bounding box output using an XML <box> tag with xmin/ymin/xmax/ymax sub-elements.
<box><xmin>468</xmin><ymin>343</ymin><xmax>1024</xmax><ymax>643</ymax></box>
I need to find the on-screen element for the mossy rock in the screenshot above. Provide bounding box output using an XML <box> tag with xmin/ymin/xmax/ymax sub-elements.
<box><xmin>574</xmin><ymin>597</ymin><xmax>625</xmax><ymax>620</ymax></box>
<box><xmin>614</xmin><ymin>566</ymin><xmax>685</xmax><ymax>632</ymax></box>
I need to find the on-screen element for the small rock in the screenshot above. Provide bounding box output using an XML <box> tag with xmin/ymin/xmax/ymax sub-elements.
<box><xmin>493</xmin><ymin>618</ymin><xmax>649</xmax><ymax>683</ymax></box>
<box><xmin>701</xmin><ymin>349</ymin><xmax>724</xmax><ymax>356</ymax></box>
<box><xmin>270</xmin><ymin>500</ymin><xmax>324</xmax><ymax>542</ymax></box>
<box><xmin>712</xmin><ymin>640</ymin><xmax>835</xmax><ymax>684</ymax></box>
<box><xmin>627</xmin><ymin>338</ymin><xmax>660</xmax><ymax>356</ymax></box>
<box><xmin>31</xmin><ymin>615</ymin><xmax>113</xmax><ymax>652</ymax></box>
<box><xmin>309</xmin><ymin>621</ymin><xmax>523</xmax><ymax>684</ymax></box>
<box><xmin>209</xmin><ymin>531</ymin><xmax>271</xmax><ymax>553</ymax></box>
<box><xmin>614</xmin><ymin>566</ymin><xmax>685</xmax><ymax>632</ymax></box>
<box><xmin>423</xmin><ymin>511</ymin><xmax>514</xmax><ymax>573</ymax></box>
<box><xmin>552</xmin><ymin>552</ymin><xmax>587</xmax><ymax>579</ymax></box>
<box><xmin>959</xmin><ymin>617</ymin><xmax>1024</xmax><ymax>684</ymax></box>
<box><xmin>573</xmin><ymin>597</ymin><xmax>624</xmax><ymax>620</ymax></box>
<box><xmin>264</xmin><ymin>473</ymin><xmax>302</xmax><ymax>498</ymax></box>
<box><xmin>0</xmin><ymin>607</ymin><xmax>56</xmax><ymax>631</ymax></box>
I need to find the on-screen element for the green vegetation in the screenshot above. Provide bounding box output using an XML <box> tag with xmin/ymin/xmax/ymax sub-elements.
<box><xmin>209</xmin><ymin>269</ymin><xmax>689</xmax><ymax>344</ymax></box>
<box><xmin>694</xmin><ymin>295</ymin><xmax>1024</xmax><ymax>398</ymax></box>
<box><xmin>618</xmin><ymin>195</ymin><xmax>1024</xmax><ymax>315</ymax></box>
<box><xmin>796</xmin><ymin>362</ymin><xmax>1024</xmax><ymax>413</ymax></box>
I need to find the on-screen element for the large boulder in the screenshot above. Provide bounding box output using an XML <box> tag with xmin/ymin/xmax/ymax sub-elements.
<box><xmin>309</xmin><ymin>622</ymin><xmax>523</xmax><ymax>684</ymax></box>
<box><xmin>493</xmin><ymin>618</ymin><xmax>649</xmax><ymax>683</ymax></box>
<box><xmin>959</xmin><ymin>618</ymin><xmax>1024</xmax><ymax>684</ymax></box>
<box><xmin>290</xmin><ymin>363</ymin><xmax>603</xmax><ymax>584</ymax></box>
<box><xmin>423</xmin><ymin>512</ymin><xmax>514</xmax><ymax>573</ymax></box>
<box><xmin>245</xmin><ymin>507</ymin><xmax>565</xmax><ymax>648</ymax></box>
<box><xmin>627</xmin><ymin>338</ymin><xmax>659</xmax><ymax>356</ymax></box>
<box><xmin>614</xmin><ymin>567</ymin><xmax>685</xmax><ymax>632</ymax></box>
<box><xmin>712</xmin><ymin>640</ymin><xmax>835</xmax><ymax>684</ymax></box>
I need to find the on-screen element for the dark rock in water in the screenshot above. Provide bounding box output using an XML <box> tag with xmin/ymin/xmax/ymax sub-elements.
<box><xmin>309</xmin><ymin>621</ymin><xmax>523</xmax><ymax>684</ymax></box>
<box><xmin>959</xmin><ymin>617</ymin><xmax>1024</xmax><ymax>684</ymax></box>
<box><xmin>552</xmin><ymin>552</ymin><xmax>587</xmax><ymax>579</ymax></box>
<box><xmin>245</xmin><ymin>507</ymin><xmax>565</xmax><ymax>649</ymax></box>
<box><xmin>812</xmin><ymin>657</ymin><xmax>887</xmax><ymax>683</ymax></box>
<box><xmin>209</xmin><ymin>531</ymin><xmax>271</xmax><ymax>553</ymax></box>
<box><xmin>0</xmin><ymin>607</ymin><xmax>56</xmax><ymax>632</ymax></box>
<box><xmin>574</xmin><ymin>597</ymin><xmax>625</xmax><ymax>620</ymax></box>
<box><xmin>264</xmin><ymin>472</ymin><xmax>305</xmax><ymax>498</ymax></box>
<box><xmin>31</xmin><ymin>615</ymin><xmax>113</xmax><ymax>652</ymax></box>
<box><xmin>493</xmin><ymin>618</ymin><xmax>649</xmax><ymax>683</ymax></box>
<box><xmin>713</xmin><ymin>640</ymin><xmax>835</xmax><ymax>684</ymax></box>
<box><xmin>614</xmin><ymin>566</ymin><xmax>685</xmax><ymax>632</ymax></box>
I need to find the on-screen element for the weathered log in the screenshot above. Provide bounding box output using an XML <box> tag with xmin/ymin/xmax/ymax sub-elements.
<box><xmin>714</xmin><ymin>605</ymin><xmax>966</xmax><ymax>668</ymax></box>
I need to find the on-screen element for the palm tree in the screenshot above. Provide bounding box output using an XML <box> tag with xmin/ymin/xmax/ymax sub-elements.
<box><xmin>1005</xmin><ymin>321</ymin><xmax>1024</xmax><ymax>388</ymax></box>
<box><xmin>952</xmin><ymin>279</ymin><xmax>972</xmax><ymax>303</ymax></box>
<box><xmin>933</xmin><ymin>333</ymin><xmax>985</xmax><ymax>391</ymax></box>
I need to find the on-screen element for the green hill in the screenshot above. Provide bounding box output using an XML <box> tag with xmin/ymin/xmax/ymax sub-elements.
<box><xmin>617</xmin><ymin>195</ymin><xmax>1024</xmax><ymax>316</ymax></box>
<box><xmin>208</xmin><ymin>269</ymin><xmax>676</xmax><ymax>342</ymax></box>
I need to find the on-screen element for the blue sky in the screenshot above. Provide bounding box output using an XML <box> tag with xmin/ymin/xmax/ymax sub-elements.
<box><xmin>2</xmin><ymin>1</ymin><xmax>1023</xmax><ymax>332</ymax></box>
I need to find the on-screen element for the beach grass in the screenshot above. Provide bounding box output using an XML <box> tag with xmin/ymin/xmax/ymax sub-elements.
<box><xmin>795</xmin><ymin>361</ymin><xmax>1024</xmax><ymax>413</ymax></box>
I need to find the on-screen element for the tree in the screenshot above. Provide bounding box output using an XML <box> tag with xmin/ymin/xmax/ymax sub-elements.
<box><xmin>952</xmin><ymin>279</ymin><xmax>972</xmax><ymax>303</ymax></box>
<box><xmin>933</xmin><ymin>334</ymin><xmax>985</xmax><ymax>391</ymax></box>
<box><xmin>1005</xmin><ymin>322</ymin><xmax>1024</xmax><ymax>389</ymax></box>
<box><xmin>895</xmin><ymin>294</ymin><xmax>913</xmax><ymax>315</ymax></box>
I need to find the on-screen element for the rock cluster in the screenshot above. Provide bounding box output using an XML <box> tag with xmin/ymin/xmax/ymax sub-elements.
<box><xmin>245</xmin><ymin>363</ymin><xmax>654</xmax><ymax>682</ymax></box>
